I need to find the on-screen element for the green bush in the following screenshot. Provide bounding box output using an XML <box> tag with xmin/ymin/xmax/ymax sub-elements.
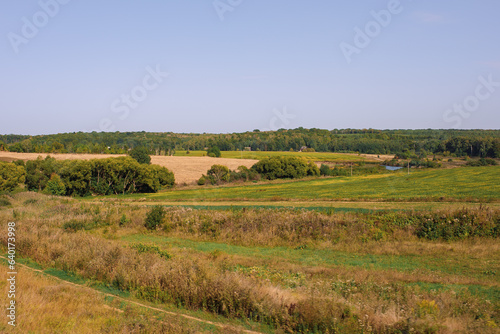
<box><xmin>207</xmin><ymin>165</ymin><xmax>230</xmax><ymax>184</ymax></box>
<box><xmin>207</xmin><ymin>146</ymin><xmax>221</xmax><ymax>157</ymax></box>
<box><xmin>129</xmin><ymin>146</ymin><xmax>151</xmax><ymax>164</ymax></box>
<box><xmin>320</xmin><ymin>164</ymin><xmax>332</xmax><ymax>176</ymax></box>
<box><xmin>229</xmin><ymin>166</ymin><xmax>260</xmax><ymax>182</ymax></box>
<box><xmin>466</xmin><ymin>158</ymin><xmax>497</xmax><ymax>167</ymax></box>
<box><xmin>201</xmin><ymin>165</ymin><xmax>260</xmax><ymax>186</ymax></box>
<box><xmin>119</xmin><ymin>214</ymin><xmax>129</xmax><ymax>226</ymax></box>
<box><xmin>144</xmin><ymin>205</ymin><xmax>166</xmax><ymax>230</ymax></box>
<box><xmin>197</xmin><ymin>175</ymin><xmax>207</xmax><ymax>185</ymax></box>
<box><xmin>45</xmin><ymin>173</ymin><xmax>66</xmax><ymax>196</ymax></box>
<box><xmin>0</xmin><ymin>162</ymin><xmax>26</xmax><ymax>192</ymax></box>
<box><xmin>251</xmin><ymin>156</ymin><xmax>318</xmax><ymax>180</ymax></box>
<box><xmin>307</xmin><ymin>161</ymin><xmax>320</xmax><ymax>176</ymax></box>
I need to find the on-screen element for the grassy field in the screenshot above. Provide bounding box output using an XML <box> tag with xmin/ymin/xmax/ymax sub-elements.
<box><xmin>0</xmin><ymin>261</ymin><xmax>244</xmax><ymax>333</ymax></box>
<box><xmin>90</xmin><ymin>200</ymin><xmax>500</xmax><ymax>213</ymax></box>
<box><xmin>174</xmin><ymin>150</ymin><xmax>374</xmax><ymax>162</ymax></box>
<box><xmin>1</xmin><ymin>192</ymin><xmax>499</xmax><ymax>333</ymax></box>
<box><xmin>2</xmin><ymin>162</ymin><xmax>500</xmax><ymax>333</ymax></box>
<box><xmin>115</xmin><ymin>165</ymin><xmax>500</xmax><ymax>202</ymax></box>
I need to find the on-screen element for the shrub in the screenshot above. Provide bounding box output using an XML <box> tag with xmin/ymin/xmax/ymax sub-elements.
<box><xmin>206</xmin><ymin>165</ymin><xmax>230</xmax><ymax>184</ymax></box>
<box><xmin>251</xmin><ymin>156</ymin><xmax>316</xmax><ymax>180</ymax></box>
<box><xmin>0</xmin><ymin>162</ymin><xmax>26</xmax><ymax>192</ymax></box>
<box><xmin>45</xmin><ymin>173</ymin><xmax>66</xmax><ymax>196</ymax></box>
<box><xmin>197</xmin><ymin>175</ymin><xmax>207</xmax><ymax>186</ymax></box>
<box><xmin>307</xmin><ymin>161</ymin><xmax>320</xmax><ymax>176</ymax></box>
<box><xmin>138</xmin><ymin>164</ymin><xmax>175</xmax><ymax>192</ymax></box>
<box><xmin>207</xmin><ymin>146</ymin><xmax>221</xmax><ymax>158</ymax></box>
<box><xmin>144</xmin><ymin>205</ymin><xmax>166</xmax><ymax>230</ymax></box>
<box><xmin>320</xmin><ymin>164</ymin><xmax>331</xmax><ymax>176</ymax></box>
<box><xmin>230</xmin><ymin>166</ymin><xmax>260</xmax><ymax>182</ymax></box>
<box><xmin>301</xmin><ymin>147</ymin><xmax>315</xmax><ymax>152</ymax></box>
<box><xmin>129</xmin><ymin>146</ymin><xmax>151</xmax><ymax>164</ymax></box>
<box><xmin>466</xmin><ymin>158</ymin><xmax>497</xmax><ymax>167</ymax></box>
<box><xmin>119</xmin><ymin>214</ymin><xmax>129</xmax><ymax>226</ymax></box>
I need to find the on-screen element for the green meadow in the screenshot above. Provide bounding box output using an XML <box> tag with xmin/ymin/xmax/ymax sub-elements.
<box><xmin>121</xmin><ymin>234</ymin><xmax>500</xmax><ymax>284</ymax></box>
<box><xmin>129</xmin><ymin>166</ymin><xmax>500</xmax><ymax>202</ymax></box>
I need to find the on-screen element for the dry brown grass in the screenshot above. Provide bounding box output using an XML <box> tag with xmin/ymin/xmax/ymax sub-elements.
<box><xmin>0</xmin><ymin>152</ymin><xmax>257</xmax><ymax>185</ymax></box>
<box><xmin>0</xmin><ymin>262</ymin><xmax>226</xmax><ymax>333</ymax></box>
<box><xmin>0</xmin><ymin>263</ymin><xmax>116</xmax><ymax>333</ymax></box>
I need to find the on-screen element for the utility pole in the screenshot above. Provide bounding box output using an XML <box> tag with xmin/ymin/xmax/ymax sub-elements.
<box><xmin>350</xmin><ymin>163</ymin><xmax>353</xmax><ymax>177</ymax></box>
<box><xmin>408</xmin><ymin>161</ymin><xmax>410</xmax><ymax>175</ymax></box>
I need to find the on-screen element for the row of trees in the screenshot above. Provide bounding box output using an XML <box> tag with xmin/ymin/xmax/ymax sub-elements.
<box><xmin>1</xmin><ymin>156</ymin><xmax>174</xmax><ymax>196</ymax></box>
<box><xmin>252</xmin><ymin>156</ymin><xmax>320</xmax><ymax>180</ymax></box>
<box><xmin>199</xmin><ymin>156</ymin><xmax>321</xmax><ymax>185</ymax></box>
<box><xmin>1</xmin><ymin>129</ymin><xmax>499</xmax><ymax>157</ymax></box>
<box><xmin>198</xmin><ymin>165</ymin><xmax>261</xmax><ymax>185</ymax></box>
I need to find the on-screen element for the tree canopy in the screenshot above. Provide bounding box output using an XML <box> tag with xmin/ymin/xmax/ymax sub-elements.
<box><xmin>24</xmin><ymin>156</ymin><xmax>174</xmax><ymax>196</ymax></box>
<box><xmin>129</xmin><ymin>146</ymin><xmax>151</xmax><ymax>164</ymax></box>
<box><xmin>251</xmin><ymin>156</ymin><xmax>320</xmax><ymax>180</ymax></box>
<box><xmin>0</xmin><ymin>162</ymin><xmax>26</xmax><ymax>192</ymax></box>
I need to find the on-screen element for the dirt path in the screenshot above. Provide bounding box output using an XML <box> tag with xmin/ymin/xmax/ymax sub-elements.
<box><xmin>0</xmin><ymin>256</ymin><xmax>263</xmax><ymax>334</ymax></box>
<box><xmin>0</xmin><ymin>152</ymin><xmax>257</xmax><ymax>185</ymax></box>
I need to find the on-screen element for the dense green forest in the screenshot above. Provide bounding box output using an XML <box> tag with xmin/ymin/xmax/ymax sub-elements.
<box><xmin>1</xmin><ymin>128</ymin><xmax>499</xmax><ymax>157</ymax></box>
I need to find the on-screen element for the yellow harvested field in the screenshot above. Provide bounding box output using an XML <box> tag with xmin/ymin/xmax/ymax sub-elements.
<box><xmin>0</xmin><ymin>152</ymin><xmax>257</xmax><ymax>184</ymax></box>
<box><xmin>150</xmin><ymin>156</ymin><xmax>258</xmax><ymax>184</ymax></box>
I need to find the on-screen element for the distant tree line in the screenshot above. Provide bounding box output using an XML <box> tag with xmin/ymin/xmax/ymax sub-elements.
<box><xmin>1</xmin><ymin>129</ymin><xmax>499</xmax><ymax>158</ymax></box>
<box><xmin>0</xmin><ymin>156</ymin><xmax>174</xmax><ymax>196</ymax></box>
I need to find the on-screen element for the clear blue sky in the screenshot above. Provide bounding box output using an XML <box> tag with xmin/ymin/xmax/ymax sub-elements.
<box><xmin>1</xmin><ymin>0</ymin><xmax>499</xmax><ymax>135</ymax></box>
